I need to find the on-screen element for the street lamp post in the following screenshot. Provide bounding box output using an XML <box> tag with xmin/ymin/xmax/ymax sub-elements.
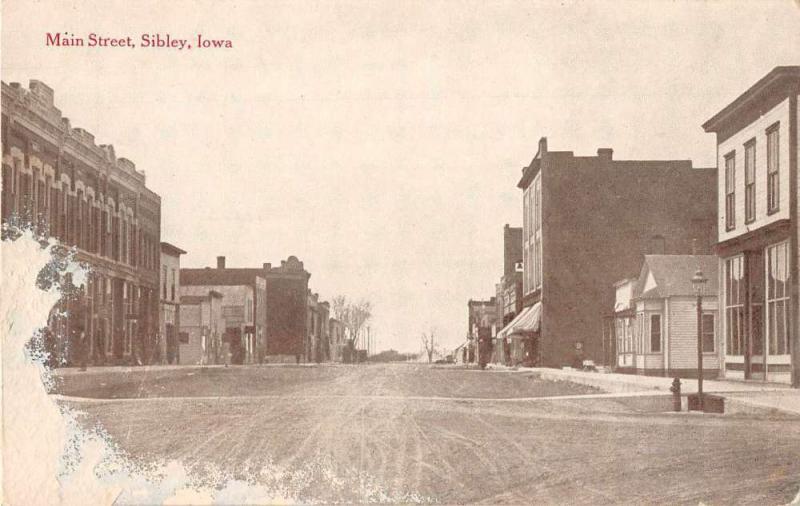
<box><xmin>691</xmin><ymin>268</ymin><xmax>708</xmax><ymax>411</ymax></box>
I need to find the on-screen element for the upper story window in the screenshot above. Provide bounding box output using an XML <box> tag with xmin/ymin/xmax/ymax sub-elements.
<box><xmin>162</xmin><ymin>265</ymin><xmax>167</xmax><ymax>299</ymax></box>
<box><xmin>171</xmin><ymin>268</ymin><xmax>176</xmax><ymax>301</ymax></box>
<box><xmin>766</xmin><ymin>123</ymin><xmax>780</xmax><ymax>214</ymax></box>
<box><xmin>744</xmin><ymin>140</ymin><xmax>756</xmax><ymax>223</ymax></box>
<box><xmin>724</xmin><ymin>151</ymin><xmax>736</xmax><ymax>231</ymax></box>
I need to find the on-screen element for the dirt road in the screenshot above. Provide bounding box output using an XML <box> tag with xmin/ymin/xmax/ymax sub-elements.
<box><xmin>58</xmin><ymin>364</ymin><xmax>800</xmax><ymax>504</ymax></box>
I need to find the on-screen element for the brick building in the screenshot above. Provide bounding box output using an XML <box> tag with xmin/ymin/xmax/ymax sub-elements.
<box><xmin>181</xmin><ymin>255</ymin><xmax>310</xmax><ymax>363</ymax></box>
<box><xmin>492</xmin><ymin>225</ymin><xmax>523</xmax><ymax>364</ymax></box>
<box><xmin>180</xmin><ymin>256</ymin><xmax>267</xmax><ymax>364</ymax></box>
<box><xmin>1</xmin><ymin>80</ymin><xmax>162</xmax><ymax>366</ymax></box>
<box><xmin>702</xmin><ymin>66</ymin><xmax>799</xmax><ymax>385</ymax></box>
<box><xmin>263</xmin><ymin>256</ymin><xmax>310</xmax><ymax>362</ymax></box>
<box><xmin>516</xmin><ymin>137</ymin><xmax>717</xmax><ymax>368</ymax></box>
<box><xmin>500</xmin><ymin>225</ymin><xmax>524</xmax><ymax>325</ymax></box>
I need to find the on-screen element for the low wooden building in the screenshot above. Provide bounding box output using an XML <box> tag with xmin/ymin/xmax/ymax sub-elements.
<box><xmin>613</xmin><ymin>255</ymin><xmax>719</xmax><ymax>378</ymax></box>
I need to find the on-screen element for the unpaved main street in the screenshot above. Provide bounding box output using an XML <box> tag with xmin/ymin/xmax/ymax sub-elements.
<box><xmin>57</xmin><ymin>364</ymin><xmax>800</xmax><ymax>504</ymax></box>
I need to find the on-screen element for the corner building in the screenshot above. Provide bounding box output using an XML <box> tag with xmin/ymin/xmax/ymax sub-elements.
<box><xmin>702</xmin><ymin>66</ymin><xmax>800</xmax><ymax>385</ymax></box>
<box><xmin>517</xmin><ymin>138</ymin><xmax>717</xmax><ymax>368</ymax></box>
<box><xmin>2</xmin><ymin>80</ymin><xmax>162</xmax><ymax>366</ymax></box>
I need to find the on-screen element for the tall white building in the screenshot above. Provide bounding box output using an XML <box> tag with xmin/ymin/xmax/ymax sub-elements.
<box><xmin>703</xmin><ymin>66</ymin><xmax>800</xmax><ymax>386</ymax></box>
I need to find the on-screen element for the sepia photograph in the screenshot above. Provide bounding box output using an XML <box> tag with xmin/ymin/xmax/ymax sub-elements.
<box><xmin>2</xmin><ymin>1</ymin><xmax>800</xmax><ymax>504</ymax></box>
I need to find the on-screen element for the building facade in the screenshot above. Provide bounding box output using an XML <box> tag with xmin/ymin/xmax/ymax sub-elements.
<box><xmin>492</xmin><ymin>225</ymin><xmax>523</xmax><ymax>365</ymax></box>
<box><xmin>263</xmin><ymin>256</ymin><xmax>310</xmax><ymax>362</ymax></box>
<box><xmin>1</xmin><ymin>80</ymin><xmax>162</xmax><ymax>366</ymax></box>
<box><xmin>159</xmin><ymin>242</ymin><xmax>186</xmax><ymax>364</ymax></box>
<box><xmin>306</xmin><ymin>292</ymin><xmax>331</xmax><ymax>363</ymax></box>
<box><xmin>180</xmin><ymin>256</ymin><xmax>267</xmax><ymax>365</ymax></box>
<box><xmin>517</xmin><ymin>137</ymin><xmax>717</xmax><ymax>368</ymax></box>
<box><xmin>467</xmin><ymin>297</ymin><xmax>498</xmax><ymax>365</ymax></box>
<box><xmin>179</xmin><ymin>291</ymin><xmax>224</xmax><ymax>365</ymax></box>
<box><xmin>613</xmin><ymin>255</ymin><xmax>720</xmax><ymax>378</ymax></box>
<box><xmin>500</xmin><ymin>224</ymin><xmax>524</xmax><ymax>326</ymax></box>
<box><xmin>702</xmin><ymin>66</ymin><xmax>800</xmax><ymax>385</ymax></box>
<box><xmin>329</xmin><ymin>317</ymin><xmax>346</xmax><ymax>362</ymax></box>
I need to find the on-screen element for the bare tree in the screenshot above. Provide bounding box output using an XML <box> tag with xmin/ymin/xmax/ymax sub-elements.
<box><xmin>349</xmin><ymin>300</ymin><xmax>372</xmax><ymax>347</ymax></box>
<box><xmin>421</xmin><ymin>329</ymin><xmax>437</xmax><ymax>364</ymax></box>
<box><xmin>332</xmin><ymin>295</ymin><xmax>372</xmax><ymax>348</ymax></box>
<box><xmin>332</xmin><ymin>295</ymin><xmax>350</xmax><ymax>324</ymax></box>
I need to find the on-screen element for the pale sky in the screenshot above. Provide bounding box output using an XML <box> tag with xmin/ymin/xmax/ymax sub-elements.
<box><xmin>3</xmin><ymin>0</ymin><xmax>800</xmax><ymax>353</ymax></box>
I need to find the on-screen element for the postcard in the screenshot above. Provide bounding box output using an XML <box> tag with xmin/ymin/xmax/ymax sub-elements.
<box><xmin>2</xmin><ymin>1</ymin><xmax>800</xmax><ymax>504</ymax></box>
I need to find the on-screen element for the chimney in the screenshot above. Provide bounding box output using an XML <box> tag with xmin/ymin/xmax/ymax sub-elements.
<box><xmin>216</xmin><ymin>256</ymin><xmax>226</xmax><ymax>269</ymax></box>
<box><xmin>597</xmin><ymin>148</ymin><xmax>613</xmax><ymax>160</ymax></box>
<box><xmin>262</xmin><ymin>262</ymin><xmax>271</xmax><ymax>271</ymax></box>
<box><xmin>538</xmin><ymin>137</ymin><xmax>548</xmax><ymax>157</ymax></box>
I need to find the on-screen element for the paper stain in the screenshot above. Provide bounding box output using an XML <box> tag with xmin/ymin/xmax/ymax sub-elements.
<box><xmin>2</xmin><ymin>229</ymin><xmax>430</xmax><ymax>505</ymax></box>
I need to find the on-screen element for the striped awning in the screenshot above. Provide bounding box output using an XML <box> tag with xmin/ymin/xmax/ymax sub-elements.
<box><xmin>496</xmin><ymin>302</ymin><xmax>541</xmax><ymax>340</ymax></box>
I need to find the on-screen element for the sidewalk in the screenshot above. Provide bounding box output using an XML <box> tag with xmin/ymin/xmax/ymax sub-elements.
<box><xmin>51</xmin><ymin>362</ymin><xmax>322</xmax><ymax>376</ymax></box>
<box><xmin>527</xmin><ymin>367</ymin><xmax>800</xmax><ymax>416</ymax></box>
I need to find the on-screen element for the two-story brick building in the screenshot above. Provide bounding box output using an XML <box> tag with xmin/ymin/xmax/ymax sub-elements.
<box><xmin>702</xmin><ymin>66</ymin><xmax>799</xmax><ymax>385</ymax></box>
<box><xmin>1</xmin><ymin>80</ymin><xmax>162</xmax><ymax>366</ymax></box>
<box><xmin>516</xmin><ymin>137</ymin><xmax>717</xmax><ymax>368</ymax></box>
<box><xmin>263</xmin><ymin>256</ymin><xmax>310</xmax><ymax>362</ymax></box>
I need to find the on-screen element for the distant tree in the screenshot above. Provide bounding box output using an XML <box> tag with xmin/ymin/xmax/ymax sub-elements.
<box><xmin>421</xmin><ymin>329</ymin><xmax>437</xmax><ymax>364</ymax></box>
<box><xmin>332</xmin><ymin>295</ymin><xmax>372</xmax><ymax>348</ymax></box>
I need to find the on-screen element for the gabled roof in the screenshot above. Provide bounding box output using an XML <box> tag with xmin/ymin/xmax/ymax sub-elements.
<box><xmin>635</xmin><ymin>255</ymin><xmax>719</xmax><ymax>299</ymax></box>
<box><xmin>160</xmin><ymin>242</ymin><xmax>187</xmax><ymax>256</ymax></box>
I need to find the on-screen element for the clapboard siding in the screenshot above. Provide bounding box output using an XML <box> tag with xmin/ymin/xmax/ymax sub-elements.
<box><xmin>718</xmin><ymin>97</ymin><xmax>791</xmax><ymax>243</ymax></box>
<box><xmin>179</xmin><ymin>326</ymin><xmax>204</xmax><ymax>365</ymax></box>
<box><xmin>668</xmin><ymin>296</ymin><xmax>719</xmax><ymax>371</ymax></box>
<box><xmin>643</xmin><ymin>354</ymin><xmax>663</xmax><ymax>369</ymax></box>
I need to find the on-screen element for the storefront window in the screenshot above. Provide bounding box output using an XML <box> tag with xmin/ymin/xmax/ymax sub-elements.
<box><xmin>725</xmin><ymin>255</ymin><xmax>745</xmax><ymax>356</ymax></box>
<box><xmin>766</xmin><ymin>241</ymin><xmax>790</xmax><ymax>355</ymax></box>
